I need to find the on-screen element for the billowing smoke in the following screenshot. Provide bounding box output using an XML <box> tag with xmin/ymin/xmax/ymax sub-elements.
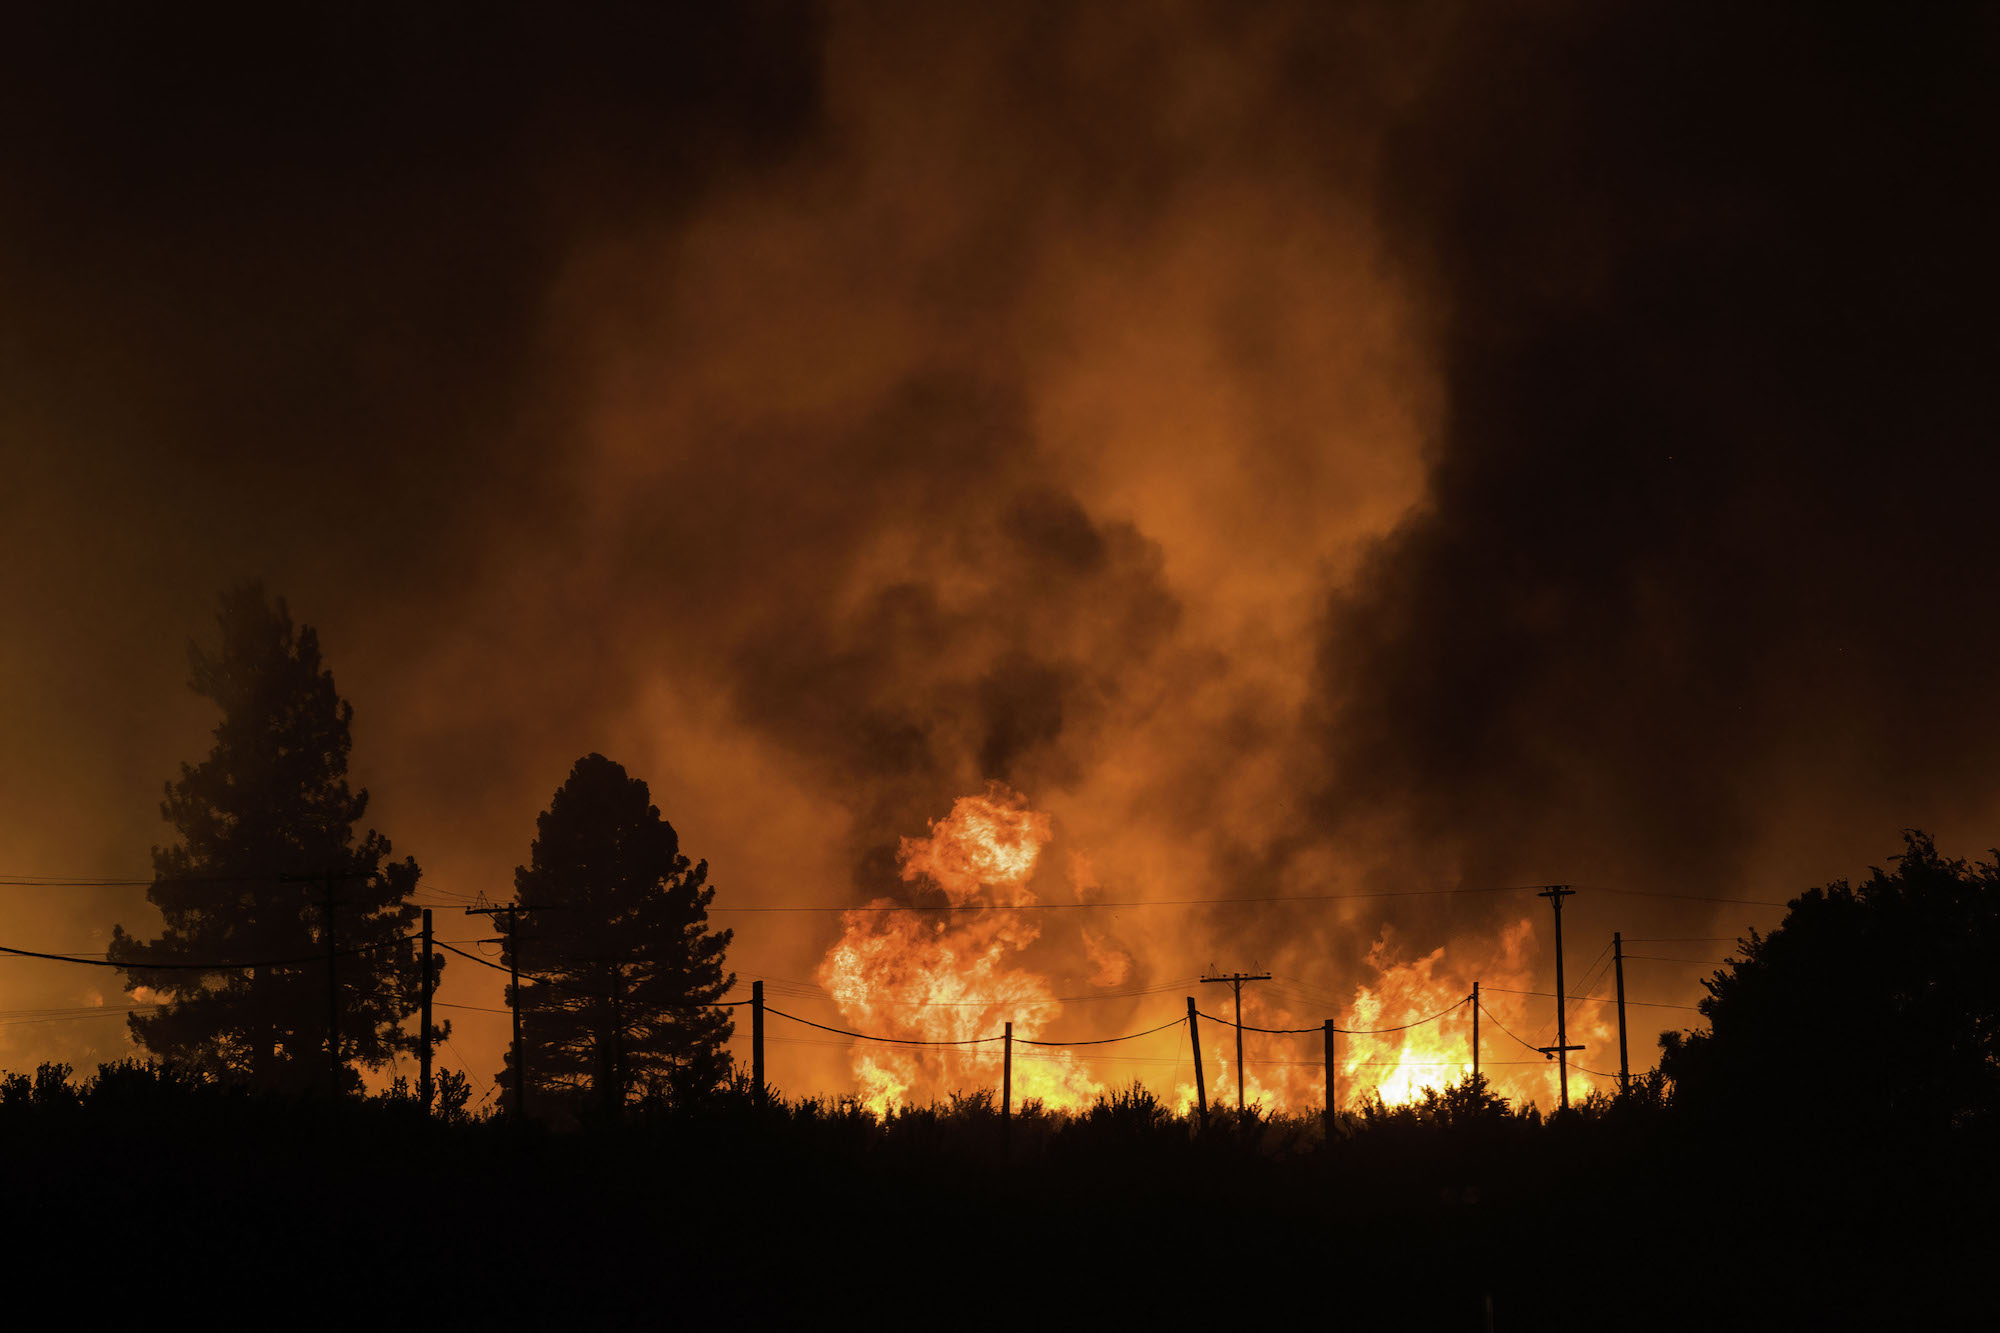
<box><xmin>1311</xmin><ymin>3</ymin><xmax>2000</xmax><ymax>903</ymax></box>
<box><xmin>2</xmin><ymin>3</ymin><xmax>1990</xmax><ymax>1097</ymax></box>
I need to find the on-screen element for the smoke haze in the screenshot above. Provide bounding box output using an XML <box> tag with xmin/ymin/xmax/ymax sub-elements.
<box><xmin>2</xmin><ymin>2</ymin><xmax>1992</xmax><ymax>1095</ymax></box>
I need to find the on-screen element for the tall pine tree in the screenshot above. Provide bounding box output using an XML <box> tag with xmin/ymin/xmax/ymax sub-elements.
<box><xmin>108</xmin><ymin>585</ymin><xmax>443</xmax><ymax>1093</ymax></box>
<box><xmin>505</xmin><ymin>754</ymin><xmax>734</xmax><ymax>1117</ymax></box>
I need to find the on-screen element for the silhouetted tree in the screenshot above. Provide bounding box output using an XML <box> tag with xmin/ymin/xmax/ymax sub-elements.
<box><xmin>108</xmin><ymin>585</ymin><xmax>442</xmax><ymax>1094</ymax></box>
<box><xmin>1660</xmin><ymin>831</ymin><xmax>1999</xmax><ymax>1132</ymax></box>
<box><xmin>1420</xmin><ymin>1072</ymin><xmax>1513</xmax><ymax>1128</ymax></box>
<box><xmin>505</xmin><ymin>755</ymin><xmax>734</xmax><ymax>1117</ymax></box>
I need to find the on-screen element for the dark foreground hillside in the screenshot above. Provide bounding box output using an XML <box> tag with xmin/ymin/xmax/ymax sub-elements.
<box><xmin>3</xmin><ymin>1066</ymin><xmax>1989</xmax><ymax>1330</ymax></box>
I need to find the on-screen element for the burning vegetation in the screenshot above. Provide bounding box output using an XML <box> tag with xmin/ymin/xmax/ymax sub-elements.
<box><xmin>819</xmin><ymin>784</ymin><xmax>1618</xmax><ymax>1117</ymax></box>
<box><xmin>820</xmin><ymin>784</ymin><xmax>1102</xmax><ymax>1114</ymax></box>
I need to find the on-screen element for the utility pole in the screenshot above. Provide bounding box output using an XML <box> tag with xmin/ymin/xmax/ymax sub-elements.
<box><xmin>1201</xmin><ymin>971</ymin><xmax>1270</xmax><ymax>1111</ymax></box>
<box><xmin>505</xmin><ymin>904</ymin><xmax>522</xmax><ymax>1118</ymax></box>
<box><xmin>1614</xmin><ymin>931</ymin><xmax>1630</xmax><ymax>1098</ymax></box>
<box><xmin>324</xmin><ymin>873</ymin><xmax>340</xmax><ymax>1097</ymax></box>
<box><xmin>751</xmin><ymin>979</ymin><xmax>766</xmax><ymax>1109</ymax></box>
<box><xmin>1323</xmin><ymin>1018</ymin><xmax>1336</xmax><ymax>1140</ymax></box>
<box><xmin>1471</xmin><ymin>981</ymin><xmax>1480</xmax><ymax>1085</ymax></box>
<box><xmin>606</xmin><ymin>964</ymin><xmax>624</xmax><ymax>1121</ymax></box>
<box><xmin>1536</xmin><ymin>886</ymin><xmax>1582</xmax><ymax>1109</ymax></box>
<box><xmin>1185</xmin><ymin>997</ymin><xmax>1207</xmax><ymax>1126</ymax></box>
<box><xmin>420</xmin><ymin>908</ymin><xmax>434</xmax><ymax>1114</ymax></box>
<box><xmin>281</xmin><ymin>870</ymin><xmax>365</xmax><ymax>1098</ymax></box>
<box><xmin>1001</xmin><ymin>1021</ymin><xmax>1013</xmax><ymax>1128</ymax></box>
<box><xmin>467</xmin><ymin>901</ymin><xmax>530</xmax><ymax>1119</ymax></box>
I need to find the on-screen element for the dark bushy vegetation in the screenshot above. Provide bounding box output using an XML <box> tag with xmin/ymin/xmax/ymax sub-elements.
<box><xmin>1663</xmin><ymin>832</ymin><xmax>2000</xmax><ymax>1135</ymax></box>
<box><xmin>7</xmin><ymin>827</ymin><xmax>1990</xmax><ymax>1325</ymax></box>
<box><xmin>3</xmin><ymin>1056</ymin><xmax>1989</xmax><ymax>1328</ymax></box>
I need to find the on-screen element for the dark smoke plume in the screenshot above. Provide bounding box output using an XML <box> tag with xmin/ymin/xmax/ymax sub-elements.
<box><xmin>1314</xmin><ymin>4</ymin><xmax>2000</xmax><ymax>908</ymax></box>
<box><xmin>2</xmin><ymin>2</ymin><xmax>1992</xmax><ymax>1089</ymax></box>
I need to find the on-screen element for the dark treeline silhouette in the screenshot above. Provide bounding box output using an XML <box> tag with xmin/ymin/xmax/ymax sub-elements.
<box><xmin>2</xmin><ymin>1024</ymin><xmax>1988</xmax><ymax>1327</ymax></box>
<box><xmin>101</xmin><ymin>588</ymin><xmax>738</xmax><ymax>1113</ymax></box>
<box><xmin>24</xmin><ymin>588</ymin><xmax>1991</xmax><ymax>1323</ymax></box>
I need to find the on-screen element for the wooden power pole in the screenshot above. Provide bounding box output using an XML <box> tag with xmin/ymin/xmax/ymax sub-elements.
<box><xmin>1002</xmin><ymin>1021</ymin><xmax>1013</xmax><ymax>1126</ymax></box>
<box><xmin>467</xmin><ymin>901</ymin><xmax>534</xmax><ymax>1119</ymax></box>
<box><xmin>1614</xmin><ymin>931</ymin><xmax>1630</xmax><ymax>1097</ymax></box>
<box><xmin>751</xmin><ymin>979</ymin><xmax>766</xmax><ymax>1109</ymax></box>
<box><xmin>1536</xmin><ymin>886</ymin><xmax>1582</xmax><ymax>1109</ymax></box>
<box><xmin>1185</xmin><ymin>997</ymin><xmax>1207</xmax><ymax>1126</ymax></box>
<box><xmin>606</xmin><ymin>964</ymin><xmax>624</xmax><ymax>1121</ymax></box>
<box><xmin>324</xmin><ymin>873</ymin><xmax>340</xmax><ymax>1097</ymax></box>
<box><xmin>281</xmin><ymin>869</ymin><xmax>365</xmax><ymax>1098</ymax></box>
<box><xmin>420</xmin><ymin>907</ymin><xmax>434</xmax><ymax>1114</ymax></box>
<box><xmin>1201</xmin><ymin>971</ymin><xmax>1270</xmax><ymax>1110</ymax></box>
<box><xmin>1323</xmin><ymin>1018</ymin><xmax>1336</xmax><ymax>1139</ymax></box>
<box><xmin>1471</xmin><ymin>981</ymin><xmax>1480</xmax><ymax>1084</ymax></box>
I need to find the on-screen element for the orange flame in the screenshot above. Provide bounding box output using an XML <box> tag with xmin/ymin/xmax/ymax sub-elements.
<box><xmin>819</xmin><ymin>783</ymin><xmax>1103</xmax><ymax>1114</ymax></box>
<box><xmin>820</xmin><ymin>786</ymin><xmax>1619</xmax><ymax>1117</ymax></box>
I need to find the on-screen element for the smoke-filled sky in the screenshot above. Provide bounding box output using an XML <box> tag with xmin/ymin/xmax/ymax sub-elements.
<box><xmin>3</xmin><ymin>2</ymin><xmax>1994</xmax><ymax>1099</ymax></box>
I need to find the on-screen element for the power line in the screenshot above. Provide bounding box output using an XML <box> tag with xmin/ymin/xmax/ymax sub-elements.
<box><xmin>1267</xmin><ymin>978</ymin><xmax>1348</xmax><ymax>1010</ymax></box>
<box><xmin>0</xmin><ymin>1005</ymin><xmax>164</xmax><ymax>1026</ymax></box>
<box><xmin>1014</xmin><ymin>1017</ymin><xmax>1187</xmax><ymax>1047</ymax></box>
<box><xmin>1480</xmin><ymin>985</ymin><xmax>1700</xmax><ymax>1013</ymax></box>
<box><xmin>706</xmin><ymin>884</ymin><xmax>1549</xmax><ymax>913</ymax></box>
<box><xmin>0</xmin><ymin>871</ymin><xmax>408</xmax><ymax>888</ymax></box>
<box><xmin>1009</xmin><ymin>1048</ymin><xmax>1182</xmax><ymax>1066</ymax></box>
<box><xmin>1534</xmin><ymin>944</ymin><xmax>1615</xmax><ymax>1047</ymax></box>
<box><xmin>677</xmin><ymin>968</ymin><xmax>1203</xmax><ymax>1010</ymax></box>
<box><xmin>1476</xmin><ymin>1000</ymin><xmax>1547</xmax><ymax>1057</ymax></box>
<box><xmin>0</xmin><ymin>871</ymin><xmax>1798</xmax><ymax>909</ymax></box>
<box><xmin>1194</xmin><ymin>996</ymin><xmax>1467</xmax><ymax>1036</ymax></box>
<box><xmin>1623</xmin><ymin>956</ymin><xmax>1731</xmax><ymax>965</ymax></box>
<box><xmin>1193</xmin><ymin>1011</ymin><xmax>1319</xmax><ymax>1035</ymax></box>
<box><xmin>763</xmin><ymin>1006</ymin><xmax>1006</xmax><ymax>1046</ymax></box>
<box><xmin>0</xmin><ymin>951</ymin><xmax>113</xmax><ymax>960</ymax></box>
<box><xmin>0</xmin><ymin>1003</ymin><xmax>154</xmax><ymax>1018</ymax></box>
<box><xmin>437</xmin><ymin>1031</ymin><xmax>496</xmax><ymax>1109</ymax></box>
<box><xmin>762</xmin><ymin>1008</ymin><xmax>1195</xmax><ymax>1050</ymax></box>
<box><xmin>1584</xmin><ymin>886</ymin><xmax>1788</xmax><ymax>908</ymax></box>
<box><xmin>0</xmin><ymin>874</ymin><xmax>253</xmax><ymax>887</ymax></box>
<box><xmin>1621</xmin><ymin>937</ymin><xmax>1741</xmax><ymax>943</ymax></box>
<box><xmin>796</xmin><ymin>978</ymin><xmax>1203</xmax><ymax>1007</ymax></box>
<box><xmin>433</xmin><ymin>941</ymin><xmax>750</xmax><ymax>1007</ymax></box>
<box><xmin>0</xmin><ymin>936</ymin><xmax>413</xmax><ymax>971</ymax></box>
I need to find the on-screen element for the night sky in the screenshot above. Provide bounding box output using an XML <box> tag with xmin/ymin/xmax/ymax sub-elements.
<box><xmin>3</xmin><ymin>2</ymin><xmax>1994</xmax><ymax>1101</ymax></box>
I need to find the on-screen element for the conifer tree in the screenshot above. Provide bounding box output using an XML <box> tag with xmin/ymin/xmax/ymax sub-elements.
<box><xmin>107</xmin><ymin>585</ymin><xmax>443</xmax><ymax>1093</ymax></box>
<box><xmin>505</xmin><ymin>755</ymin><xmax>734</xmax><ymax>1116</ymax></box>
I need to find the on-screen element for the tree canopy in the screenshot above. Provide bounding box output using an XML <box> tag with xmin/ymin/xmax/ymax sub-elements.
<box><xmin>504</xmin><ymin>754</ymin><xmax>734</xmax><ymax>1118</ymax></box>
<box><xmin>107</xmin><ymin>585</ymin><xmax>442</xmax><ymax>1093</ymax></box>
<box><xmin>1660</xmin><ymin>831</ymin><xmax>1999</xmax><ymax>1132</ymax></box>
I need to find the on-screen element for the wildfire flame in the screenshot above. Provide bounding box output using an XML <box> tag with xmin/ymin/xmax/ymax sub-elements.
<box><xmin>820</xmin><ymin>786</ymin><xmax>1620</xmax><ymax>1117</ymax></box>
<box><xmin>819</xmin><ymin>783</ymin><xmax>1103</xmax><ymax>1114</ymax></box>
